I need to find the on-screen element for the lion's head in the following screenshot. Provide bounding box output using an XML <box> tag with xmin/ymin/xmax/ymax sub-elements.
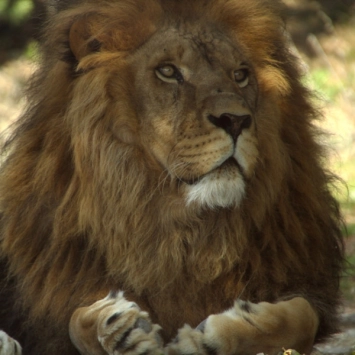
<box><xmin>0</xmin><ymin>0</ymin><xmax>343</xmax><ymax>345</ymax></box>
<box><xmin>58</xmin><ymin>0</ymin><xmax>293</xmax><ymax>212</ymax></box>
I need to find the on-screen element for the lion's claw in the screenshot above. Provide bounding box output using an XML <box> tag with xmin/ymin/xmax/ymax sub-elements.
<box><xmin>195</xmin><ymin>319</ymin><xmax>207</xmax><ymax>333</ymax></box>
<box><xmin>0</xmin><ymin>331</ymin><xmax>22</xmax><ymax>355</ymax></box>
<box><xmin>135</xmin><ymin>318</ymin><xmax>153</xmax><ymax>334</ymax></box>
<box><xmin>94</xmin><ymin>293</ymin><xmax>162</xmax><ymax>355</ymax></box>
<box><xmin>70</xmin><ymin>292</ymin><xmax>163</xmax><ymax>355</ymax></box>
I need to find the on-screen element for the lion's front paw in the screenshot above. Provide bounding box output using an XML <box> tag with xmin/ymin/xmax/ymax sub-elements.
<box><xmin>0</xmin><ymin>331</ymin><xmax>22</xmax><ymax>355</ymax></box>
<box><xmin>165</xmin><ymin>300</ymin><xmax>258</xmax><ymax>355</ymax></box>
<box><xmin>97</xmin><ymin>292</ymin><xmax>162</xmax><ymax>355</ymax></box>
<box><xmin>70</xmin><ymin>291</ymin><xmax>163</xmax><ymax>355</ymax></box>
<box><xmin>166</xmin><ymin>298</ymin><xmax>318</xmax><ymax>355</ymax></box>
<box><xmin>165</xmin><ymin>325</ymin><xmax>205</xmax><ymax>355</ymax></box>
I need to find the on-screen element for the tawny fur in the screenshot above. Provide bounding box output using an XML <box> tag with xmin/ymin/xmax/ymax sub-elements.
<box><xmin>0</xmin><ymin>0</ymin><xmax>344</xmax><ymax>354</ymax></box>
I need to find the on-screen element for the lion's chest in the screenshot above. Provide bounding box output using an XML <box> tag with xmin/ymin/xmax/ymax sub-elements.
<box><xmin>124</xmin><ymin>278</ymin><xmax>242</xmax><ymax>341</ymax></box>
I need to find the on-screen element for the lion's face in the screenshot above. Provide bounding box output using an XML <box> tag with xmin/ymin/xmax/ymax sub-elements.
<box><xmin>125</xmin><ymin>25</ymin><xmax>259</xmax><ymax>209</ymax></box>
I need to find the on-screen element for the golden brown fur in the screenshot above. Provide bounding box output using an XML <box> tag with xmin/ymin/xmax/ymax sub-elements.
<box><xmin>0</xmin><ymin>0</ymin><xmax>344</xmax><ymax>354</ymax></box>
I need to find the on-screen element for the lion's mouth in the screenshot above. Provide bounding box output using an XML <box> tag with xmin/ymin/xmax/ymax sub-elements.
<box><xmin>181</xmin><ymin>157</ymin><xmax>243</xmax><ymax>186</ymax></box>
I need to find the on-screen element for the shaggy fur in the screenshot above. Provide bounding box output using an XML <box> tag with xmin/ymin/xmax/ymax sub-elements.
<box><xmin>0</xmin><ymin>0</ymin><xmax>344</xmax><ymax>354</ymax></box>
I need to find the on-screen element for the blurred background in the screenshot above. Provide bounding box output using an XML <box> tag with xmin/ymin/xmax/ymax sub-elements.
<box><xmin>0</xmin><ymin>0</ymin><xmax>354</xmax><ymax>352</ymax></box>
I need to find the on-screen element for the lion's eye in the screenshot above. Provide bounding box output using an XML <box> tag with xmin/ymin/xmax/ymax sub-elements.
<box><xmin>158</xmin><ymin>65</ymin><xmax>175</xmax><ymax>78</ymax></box>
<box><xmin>155</xmin><ymin>64</ymin><xmax>184</xmax><ymax>84</ymax></box>
<box><xmin>234</xmin><ymin>68</ymin><xmax>249</xmax><ymax>88</ymax></box>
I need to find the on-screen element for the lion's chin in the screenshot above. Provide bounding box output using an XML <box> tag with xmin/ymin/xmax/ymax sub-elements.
<box><xmin>184</xmin><ymin>167</ymin><xmax>246</xmax><ymax>209</ymax></box>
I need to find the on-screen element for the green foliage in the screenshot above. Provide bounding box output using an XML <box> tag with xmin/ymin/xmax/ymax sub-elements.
<box><xmin>343</xmin><ymin>223</ymin><xmax>355</xmax><ymax>238</ymax></box>
<box><xmin>24</xmin><ymin>40</ymin><xmax>39</xmax><ymax>60</ymax></box>
<box><xmin>341</xmin><ymin>255</ymin><xmax>355</xmax><ymax>303</ymax></box>
<box><xmin>347</xmin><ymin>47</ymin><xmax>355</xmax><ymax>61</ymax></box>
<box><xmin>337</xmin><ymin>175</ymin><xmax>355</xmax><ymax>220</ymax></box>
<box><xmin>0</xmin><ymin>0</ymin><xmax>34</xmax><ymax>25</ymax></box>
<box><xmin>307</xmin><ymin>68</ymin><xmax>343</xmax><ymax>101</ymax></box>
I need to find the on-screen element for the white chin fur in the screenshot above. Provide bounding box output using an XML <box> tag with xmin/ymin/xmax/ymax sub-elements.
<box><xmin>185</xmin><ymin>174</ymin><xmax>245</xmax><ymax>209</ymax></box>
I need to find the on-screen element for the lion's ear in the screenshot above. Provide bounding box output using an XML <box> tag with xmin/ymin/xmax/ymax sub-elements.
<box><xmin>69</xmin><ymin>14</ymin><xmax>106</xmax><ymax>61</ymax></box>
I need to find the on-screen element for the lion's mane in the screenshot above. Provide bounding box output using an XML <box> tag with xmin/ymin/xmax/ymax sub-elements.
<box><xmin>0</xmin><ymin>0</ymin><xmax>344</xmax><ymax>353</ymax></box>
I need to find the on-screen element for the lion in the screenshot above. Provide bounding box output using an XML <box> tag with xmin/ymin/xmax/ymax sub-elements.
<box><xmin>0</xmin><ymin>0</ymin><xmax>344</xmax><ymax>354</ymax></box>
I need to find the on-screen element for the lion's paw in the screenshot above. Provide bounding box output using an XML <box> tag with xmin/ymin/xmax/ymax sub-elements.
<box><xmin>165</xmin><ymin>325</ymin><xmax>206</xmax><ymax>355</ymax></box>
<box><xmin>70</xmin><ymin>291</ymin><xmax>163</xmax><ymax>355</ymax></box>
<box><xmin>0</xmin><ymin>331</ymin><xmax>22</xmax><ymax>355</ymax></box>
<box><xmin>165</xmin><ymin>301</ymin><xmax>263</xmax><ymax>355</ymax></box>
<box><xmin>165</xmin><ymin>301</ymin><xmax>255</xmax><ymax>355</ymax></box>
<box><xmin>193</xmin><ymin>299</ymin><xmax>259</xmax><ymax>354</ymax></box>
<box><xmin>166</xmin><ymin>298</ymin><xmax>317</xmax><ymax>355</ymax></box>
<box><xmin>97</xmin><ymin>292</ymin><xmax>163</xmax><ymax>355</ymax></box>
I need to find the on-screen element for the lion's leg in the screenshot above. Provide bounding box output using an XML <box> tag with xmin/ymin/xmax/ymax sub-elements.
<box><xmin>69</xmin><ymin>291</ymin><xmax>163</xmax><ymax>355</ymax></box>
<box><xmin>166</xmin><ymin>297</ymin><xmax>319</xmax><ymax>355</ymax></box>
<box><xmin>0</xmin><ymin>330</ymin><xmax>22</xmax><ymax>355</ymax></box>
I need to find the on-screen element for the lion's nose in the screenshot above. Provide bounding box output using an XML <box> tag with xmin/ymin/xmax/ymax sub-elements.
<box><xmin>208</xmin><ymin>113</ymin><xmax>252</xmax><ymax>141</ymax></box>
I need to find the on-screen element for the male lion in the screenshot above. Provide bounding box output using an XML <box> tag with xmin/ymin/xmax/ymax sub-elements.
<box><xmin>0</xmin><ymin>0</ymin><xmax>344</xmax><ymax>354</ymax></box>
